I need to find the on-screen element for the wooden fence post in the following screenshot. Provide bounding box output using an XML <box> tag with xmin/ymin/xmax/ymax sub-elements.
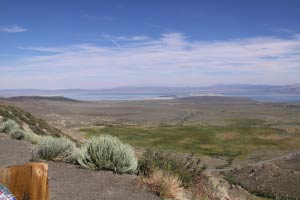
<box><xmin>0</xmin><ymin>162</ymin><xmax>48</xmax><ymax>200</ymax></box>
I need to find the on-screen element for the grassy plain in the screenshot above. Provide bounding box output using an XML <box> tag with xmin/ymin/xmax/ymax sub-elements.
<box><xmin>79</xmin><ymin>119</ymin><xmax>300</xmax><ymax>158</ymax></box>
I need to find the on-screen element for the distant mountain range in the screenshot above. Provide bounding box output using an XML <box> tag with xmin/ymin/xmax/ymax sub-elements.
<box><xmin>0</xmin><ymin>96</ymin><xmax>81</xmax><ymax>102</ymax></box>
<box><xmin>0</xmin><ymin>84</ymin><xmax>300</xmax><ymax>97</ymax></box>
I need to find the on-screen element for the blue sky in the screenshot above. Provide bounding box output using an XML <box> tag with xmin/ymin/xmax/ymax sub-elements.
<box><xmin>1</xmin><ymin>0</ymin><xmax>300</xmax><ymax>89</ymax></box>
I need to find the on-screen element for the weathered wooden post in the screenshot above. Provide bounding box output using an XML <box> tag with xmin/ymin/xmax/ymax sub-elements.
<box><xmin>0</xmin><ymin>162</ymin><xmax>48</xmax><ymax>200</ymax></box>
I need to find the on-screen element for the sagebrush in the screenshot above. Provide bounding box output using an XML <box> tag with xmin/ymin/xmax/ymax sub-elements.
<box><xmin>35</xmin><ymin>136</ymin><xmax>76</xmax><ymax>162</ymax></box>
<box><xmin>77</xmin><ymin>135</ymin><xmax>138</xmax><ymax>174</ymax></box>
<box><xmin>0</xmin><ymin>119</ymin><xmax>25</xmax><ymax>140</ymax></box>
<box><xmin>9</xmin><ymin>127</ymin><xmax>26</xmax><ymax>140</ymax></box>
<box><xmin>24</xmin><ymin>130</ymin><xmax>42</xmax><ymax>144</ymax></box>
<box><xmin>0</xmin><ymin>119</ymin><xmax>19</xmax><ymax>133</ymax></box>
<box><xmin>0</xmin><ymin>104</ymin><xmax>62</xmax><ymax>136</ymax></box>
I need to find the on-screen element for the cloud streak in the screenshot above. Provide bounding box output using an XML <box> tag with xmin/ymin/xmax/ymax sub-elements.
<box><xmin>1</xmin><ymin>33</ymin><xmax>300</xmax><ymax>89</ymax></box>
<box><xmin>0</xmin><ymin>25</ymin><xmax>27</xmax><ymax>33</ymax></box>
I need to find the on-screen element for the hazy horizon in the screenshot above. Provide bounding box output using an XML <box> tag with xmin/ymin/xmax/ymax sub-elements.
<box><xmin>0</xmin><ymin>83</ymin><xmax>300</xmax><ymax>91</ymax></box>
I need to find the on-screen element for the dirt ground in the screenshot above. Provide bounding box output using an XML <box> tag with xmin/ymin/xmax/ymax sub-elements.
<box><xmin>0</xmin><ymin>134</ymin><xmax>160</xmax><ymax>200</ymax></box>
<box><xmin>226</xmin><ymin>153</ymin><xmax>300</xmax><ymax>199</ymax></box>
<box><xmin>5</xmin><ymin>97</ymin><xmax>300</xmax><ymax>129</ymax></box>
<box><xmin>0</xmin><ymin>135</ymin><xmax>32</xmax><ymax>167</ymax></box>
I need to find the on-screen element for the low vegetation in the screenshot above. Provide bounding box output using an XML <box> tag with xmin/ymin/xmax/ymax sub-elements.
<box><xmin>77</xmin><ymin>135</ymin><xmax>138</xmax><ymax>174</ymax></box>
<box><xmin>0</xmin><ymin>104</ymin><xmax>62</xmax><ymax>136</ymax></box>
<box><xmin>0</xmin><ymin>119</ymin><xmax>25</xmax><ymax>140</ymax></box>
<box><xmin>9</xmin><ymin>128</ymin><xmax>26</xmax><ymax>140</ymax></box>
<box><xmin>138</xmin><ymin>148</ymin><xmax>205</xmax><ymax>187</ymax></box>
<box><xmin>139</xmin><ymin>169</ymin><xmax>186</xmax><ymax>200</ymax></box>
<box><xmin>24</xmin><ymin>130</ymin><xmax>42</xmax><ymax>144</ymax></box>
<box><xmin>0</xmin><ymin>119</ymin><xmax>19</xmax><ymax>133</ymax></box>
<box><xmin>137</xmin><ymin>148</ymin><xmax>208</xmax><ymax>199</ymax></box>
<box><xmin>0</xmin><ymin>105</ymin><xmax>138</xmax><ymax>174</ymax></box>
<box><xmin>33</xmin><ymin>134</ymin><xmax>138</xmax><ymax>174</ymax></box>
<box><xmin>34</xmin><ymin>136</ymin><xmax>76</xmax><ymax>162</ymax></box>
<box><xmin>80</xmin><ymin>121</ymin><xmax>300</xmax><ymax>158</ymax></box>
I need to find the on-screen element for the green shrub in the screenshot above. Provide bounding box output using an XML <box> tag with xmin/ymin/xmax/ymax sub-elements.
<box><xmin>9</xmin><ymin>128</ymin><xmax>26</xmax><ymax>140</ymax></box>
<box><xmin>0</xmin><ymin>119</ymin><xmax>26</xmax><ymax>140</ymax></box>
<box><xmin>24</xmin><ymin>130</ymin><xmax>42</xmax><ymax>144</ymax></box>
<box><xmin>0</xmin><ymin>119</ymin><xmax>43</xmax><ymax>143</ymax></box>
<box><xmin>138</xmin><ymin>148</ymin><xmax>206</xmax><ymax>187</ymax></box>
<box><xmin>0</xmin><ymin>104</ymin><xmax>63</xmax><ymax>137</ymax></box>
<box><xmin>77</xmin><ymin>135</ymin><xmax>138</xmax><ymax>174</ymax></box>
<box><xmin>69</xmin><ymin>147</ymin><xmax>86</xmax><ymax>164</ymax></box>
<box><xmin>0</xmin><ymin>123</ymin><xmax>4</xmax><ymax>132</ymax></box>
<box><xmin>1</xmin><ymin>119</ymin><xmax>19</xmax><ymax>134</ymax></box>
<box><xmin>36</xmin><ymin>136</ymin><xmax>76</xmax><ymax>162</ymax></box>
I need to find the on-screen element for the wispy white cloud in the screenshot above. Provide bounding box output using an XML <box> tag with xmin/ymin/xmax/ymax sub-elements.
<box><xmin>99</xmin><ymin>34</ymin><xmax>151</xmax><ymax>45</ymax></box>
<box><xmin>102</xmin><ymin>34</ymin><xmax>121</xmax><ymax>47</ymax></box>
<box><xmin>18</xmin><ymin>46</ymin><xmax>66</xmax><ymax>53</ymax></box>
<box><xmin>1</xmin><ymin>33</ymin><xmax>300</xmax><ymax>89</ymax></box>
<box><xmin>114</xmin><ymin>35</ymin><xmax>150</xmax><ymax>41</ymax></box>
<box><xmin>0</xmin><ymin>25</ymin><xmax>27</xmax><ymax>33</ymax></box>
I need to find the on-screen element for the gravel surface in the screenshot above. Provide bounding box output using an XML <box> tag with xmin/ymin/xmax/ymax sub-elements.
<box><xmin>0</xmin><ymin>134</ymin><xmax>32</xmax><ymax>167</ymax></box>
<box><xmin>0</xmin><ymin>134</ymin><xmax>160</xmax><ymax>200</ymax></box>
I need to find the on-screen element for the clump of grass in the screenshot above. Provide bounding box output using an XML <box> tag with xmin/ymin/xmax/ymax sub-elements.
<box><xmin>139</xmin><ymin>169</ymin><xmax>187</xmax><ymax>200</ymax></box>
<box><xmin>138</xmin><ymin>148</ymin><xmax>205</xmax><ymax>187</ymax></box>
<box><xmin>77</xmin><ymin>135</ymin><xmax>138</xmax><ymax>174</ymax></box>
<box><xmin>35</xmin><ymin>136</ymin><xmax>76</xmax><ymax>162</ymax></box>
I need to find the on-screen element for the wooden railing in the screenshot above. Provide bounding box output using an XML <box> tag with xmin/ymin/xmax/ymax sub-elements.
<box><xmin>0</xmin><ymin>162</ymin><xmax>48</xmax><ymax>200</ymax></box>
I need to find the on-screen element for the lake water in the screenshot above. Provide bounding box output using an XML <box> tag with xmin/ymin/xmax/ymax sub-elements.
<box><xmin>1</xmin><ymin>90</ymin><xmax>300</xmax><ymax>103</ymax></box>
<box><xmin>220</xmin><ymin>93</ymin><xmax>300</xmax><ymax>103</ymax></box>
<box><xmin>63</xmin><ymin>93</ymin><xmax>300</xmax><ymax>103</ymax></box>
<box><xmin>65</xmin><ymin>93</ymin><xmax>167</xmax><ymax>101</ymax></box>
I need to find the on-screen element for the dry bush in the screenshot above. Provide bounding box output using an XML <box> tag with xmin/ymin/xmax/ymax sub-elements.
<box><xmin>138</xmin><ymin>148</ymin><xmax>205</xmax><ymax>187</ymax></box>
<box><xmin>139</xmin><ymin>169</ymin><xmax>187</xmax><ymax>200</ymax></box>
